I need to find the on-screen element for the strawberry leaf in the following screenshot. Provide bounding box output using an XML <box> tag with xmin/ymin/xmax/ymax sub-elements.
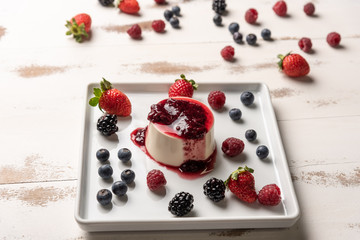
<box><xmin>89</xmin><ymin>97</ymin><xmax>99</xmax><ymax>107</ymax></box>
<box><xmin>93</xmin><ymin>88</ymin><xmax>102</xmax><ymax>97</ymax></box>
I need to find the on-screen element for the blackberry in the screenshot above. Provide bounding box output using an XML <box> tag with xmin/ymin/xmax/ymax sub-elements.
<box><xmin>98</xmin><ymin>0</ymin><xmax>114</xmax><ymax>6</ymax></box>
<box><xmin>97</xmin><ymin>114</ymin><xmax>118</xmax><ymax>136</ymax></box>
<box><xmin>168</xmin><ymin>192</ymin><xmax>194</xmax><ymax>217</ymax></box>
<box><xmin>212</xmin><ymin>0</ymin><xmax>227</xmax><ymax>15</ymax></box>
<box><xmin>203</xmin><ymin>177</ymin><xmax>225</xmax><ymax>202</ymax></box>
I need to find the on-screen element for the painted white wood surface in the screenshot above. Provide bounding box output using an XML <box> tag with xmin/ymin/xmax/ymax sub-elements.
<box><xmin>0</xmin><ymin>0</ymin><xmax>359</xmax><ymax>239</ymax></box>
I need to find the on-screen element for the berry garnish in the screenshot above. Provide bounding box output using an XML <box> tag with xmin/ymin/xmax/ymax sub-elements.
<box><xmin>246</xmin><ymin>34</ymin><xmax>257</xmax><ymax>45</ymax></box>
<box><xmin>118</xmin><ymin>0</ymin><xmax>140</xmax><ymax>14</ymax></box>
<box><xmin>154</xmin><ymin>0</ymin><xmax>166</xmax><ymax>4</ymax></box>
<box><xmin>98</xmin><ymin>164</ymin><xmax>113</xmax><ymax>179</ymax></box>
<box><xmin>208</xmin><ymin>90</ymin><xmax>226</xmax><ymax>110</ymax></box>
<box><xmin>245</xmin><ymin>8</ymin><xmax>258</xmax><ymax>24</ymax></box>
<box><xmin>112</xmin><ymin>181</ymin><xmax>128</xmax><ymax>196</ymax></box>
<box><xmin>229</xmin><ymin>108</ymin><xmax>242</xmax><ymax>121</ymax></box>
<box><xmin>164</xmin><ymin>9</ymin><xmax>173</xmax><ymax>21</ymax></box>
<box><xmin>169</xmin><ymin>17</ymin><xmax>180</xmax><ymax>28</ymax></box>
<box><xmin>245</xmin><ymin>129</ymin><xmax>257</xmax><ymax>142</ymax></box>
<box><xmin>228</xmin><ymin>22</ymin><xmax>240</xmax><ymax>34</ymax></box>
<box><xmin>233</xmin><ymin>32</ymin><xmax>243</xmax><ymax>43</ymax></box>
<box><xmin>273</xmin><ymin>1</ymin><xmax>287</xmax><ymax>17</ymax></box>
<box><xmin>172</xmin><ymin>6</ymin><xmax>181</xmax><ymax>16</ymax></box>
<box><xmin>221</xmin><ymin>137</ymin><xmax>245</xmax><ymax>157</ymax></box>
<box><xmin>203</xmin><ymin>177</ymin><xmax>226</xmax><ymax>202</ymax></box>
<box><xmin>213</xmin><ymin>14</ymin><xmax>222</xmax><ymax>26</ymax></box>
<box><xmin>258</xmin><ymin>184</ymin><xmax>281</xmax><ymax>206</ymax></box>
<box><xmin>327</xmin><ymin>32</ymin><xmax>341</xmax><ymax>47</ymax></box>
<box><xmin>256</xmin><ymin>145</ymin><xmax>269</xmax><ymax>159</ymax></box>
<box><xmin>304</xmin><ymin>2</ymin><xmax>315</xmax><ymax>16</ymax></box>
<box><xmin>127</xmin><ymin>24</ymin><xmax>142</xmax><ymax>39</ymax></box>
<box><xmin>147</xmin><ymin>169</ymin><xmax>167</xmax><ymax>191</ymax></box>
<box><xmin>97</xmin><ymin>114</ymin><xmax>118</xmax><ymax>136</ymax></box>
<box><xmin>298</xmin><ymin>37</ymin><xmax>312</xmax><ymax>53</ymax></box>
<box><xmin>65</xmin><ymin>13</ymin><xmax>92</xmax><ymax>43</ymax></box>
<box><xmin>277</xmin><ymin>53</ymin><xmax>310</xmax><ymax>77</ymax></box>
<box><xmin>168</xmin><ymin>192</ymin><xmax>194</xmax><ymax>216</ymax></box>
<box><xmin>212</xmin><ymin>0</ymin><xmax>227</xmax><ymax>15</ymax></box>
<box><xmin>240</xmin><ymin>91</ymin><xmax>255</xmax><ymax>106</ymax></box>
<box><xmin>152</xmin><ymin>20</ymin><xmax>166</xmax><ymax>33</ymax></box>
<box><xmin>99</xmin><ymin>0</ymin><xmax>114</xmax><ymax>6</ymax></box>
<box><xmin>118</xmin><ymin>148</ymin><xmax>132</xmax><ymax>162</ymax></box>
<box><xmin>168</xmin><ymin>74</ymin><xmax>197</xmax><ymax>98</ymax></box>
<box><xmin>96</xmin><ymin>148</ymin><xmax>110</xmax><ymax>163</ymax></box>
<box><xmin>97</xmin><ymin>189</ymin><xmax>112</xmax><ymax>206</ymax></box>
<box><xmin>121</xmin><ymin>169</ymin><xmax>136</xmax><ymax>184</ymax></box>
<box><xmin>261</xmin><ymin>28</ymin><xmax>271</xmax><ymax>40</ymax></box>
<box><xmin>220</xmin><ymin>45</ymin><xmax>235</xmax><ymax>61</ymax></box>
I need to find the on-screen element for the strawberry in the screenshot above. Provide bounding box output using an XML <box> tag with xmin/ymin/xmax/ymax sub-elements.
<box><xmin>118</xmin><ymin>0</ymin><xmax>140</xmax><ymax>14</ymax></box>
<box><xmin>89</xmin><ymin>78</ymin><xmax>132</xmax><ymax>116</ymax></box>
<box><xmin>224</xmin><ymin>166</ymin><xmax>257</xmax><ymax>203</ymax></box>
<box><xmin>65</xmin><ymin>13</ymin><xmax>92</xmax><ymax>43</ymax></box>
<box><xmin>277</xmin><ymin>53</ymin><xmax>310</xmax><ymax>78</ymax></box>
<box><xmin>168</xmin><ymin>74</ymin><xmax>198</xmax><ymax>98</ymax></box>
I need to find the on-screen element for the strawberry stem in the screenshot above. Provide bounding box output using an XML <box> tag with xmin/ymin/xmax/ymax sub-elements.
<box><xmin>224</xmin><ymin>165</ymin><xmax>254</xmax><ymax>188</ymax></box>
<box><xmin>65</xmin><ymin>18</ymin><xmax>88</xmax><ymax>43</ymax></box>
<box><xmin>176</xmin><ymin>74</ymin><xmax>198</xmax><ymax>90</ymax></box>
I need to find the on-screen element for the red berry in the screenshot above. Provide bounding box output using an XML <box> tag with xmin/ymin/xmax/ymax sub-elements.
<box><xmin>258</xmin><ymin>184</ymin><xmax>281</xmax><ymax>206</ymax></box>
<box><xmin>147</xmin><ymin>169</ymin><xmax>167</xmax><ymax>191</ymax></box>
<box><xmin>119</xmin><ymin>0</ymin><xmax>140</xmax><ymax>14</ymax></box>
<box><xmin>278</xmin><ymin>53</ymin><xmax>310</xmax><ymax>78</ymax></box>
<box><xmin>221</xmin><ymin>137</ymin><xmax>245</xmax><ymax>157</ymax></box>
<box><xmin>273</xmin><ymin>1</ymin><xmax>287</xmax><ymax>17</ymax></box>
<box><xmin>327</xmin><ymin>32</ymin><xmax>341</xmax><ymax>47</ymax></box>
<box><xmin>152</xmin><ymin>20</ymin><xmax>166</xmax><ymax>33</ymax></box>
<box><xmin>207</xmin><ymin>90</ymin><xmax>226</xmax><ymax>110</ymax></box>
<box><xmin>154</xmin><ymin>0</ymin><xmax>166</xmax><ymax>4</ymax></box>
<box><xmin>298</xmin><ymin>37</ymin><xmax>312</xmax><ymax>52</ymax></box>
<box><xmin>127</xmin><ymin>24</ymin><xmax>142</xmax><ymax>39</ymax></box>
<box><xmin>65</xmin><ymin>13</ymin><xmax>92</xmax><ymax>43</ymax></box>
<box><xmin>304</xmin><ymin>2</ymin><xmax>315</xmax><ymax>16</ymax></box>
<box><xmin>220</xmin><ymin>45</ymin><xmax>235</xmax><ymax>61</ymax></box>
<box><xmin>168</xmin><ymin>74</ymin><xmax>198</xmax><ymax>98</ymax></box>
<box><xmin>245</xmin><ymin>8</ymin><xmax>258</xmax><ymax>24</ymax></box>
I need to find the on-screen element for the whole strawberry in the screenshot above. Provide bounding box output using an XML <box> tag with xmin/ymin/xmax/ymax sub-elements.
<box><xmin>277</xmin><ymin>53</ymin><xmax>310</xmax><ymax>78</ymax></box>
<box><xmin>168</xmin><ymin>74</ymin><xmax>198</xmax><ymax>98</ymax></box>
<box><xmin>224</xmin><ymin>166</ymin><xmax>257</xmax><ymax>203</ymax></box>
<box><xmin>89</xmin><ymin>78</ymin><xmax>132</xmax><ymax>116</ymax></box>
<box><xmin>118</xmin><ymin>0</ymin><xmax>140</xmax><ymax>14</ymax></box>
<box><xmin>65</xmin><ymin>13</ymin><xmax>92</xmax><ymax>43</ymax></box>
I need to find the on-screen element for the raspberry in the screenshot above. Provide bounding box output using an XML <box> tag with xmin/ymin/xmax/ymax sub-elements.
<box><xmin>304</xmin><ymin>2</ymin><xmax>315</xmax><ymax>16</ymax></box>
<box><xmin>327</xmin><ymin>32</ymin><xmax>341</xmax><ymax>47</ymax></box>
<box><xmin>245</xmin><ymin>8</ymin><xmax>258</xmax><ymax>24</ymax></box>
<box><xmin>207</xmin><ymin>90</ymin><xmax>226</xmax><ymax>110</ymax></box>
<box><xmin>127</xmin><ymin>24</ymin><xmax>142</xmax><ymax>39</ymax></box>
<box><xmin>221</xmin><ymin>137</ymin><xmax>245</xmax><ymax>157</ymax></box>
<box><xmin>272</xmin><ymin>1</ymin><xmax>287</xmax><ymax>17</ymax></box>
<box><xmin>146</xmin><ymin>169</ymin><xmax>167</xmax><ymax>191</ymax></box>
<box><xmin>154</xmin><ymin>0</ymin><xmax>166</xmax><ymax>4</ymax></box>
<box><xmin>258</xmin><ymin>184</ymin><xmax>281</xmax><ymax>206</ymax></box>
<box><xmin>220</xmin><ymin>45</ymin><xmax>234</xmax><ymax>61</ymax></box>
<box><xmin>152</xmin><ymin>19</ymin><xmax>165</xmax><ymax>32</ymax></box>
<box><xmin>298</xmin><ymin>37</ymin><xmax>312</xmax><ymax>53</ymax></box>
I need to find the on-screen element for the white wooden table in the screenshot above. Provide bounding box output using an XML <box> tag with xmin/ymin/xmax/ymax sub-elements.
<box><xmin>1</xmin><ymin>0</ymin><xmax>359</xmax><ymax>239</ymax></box>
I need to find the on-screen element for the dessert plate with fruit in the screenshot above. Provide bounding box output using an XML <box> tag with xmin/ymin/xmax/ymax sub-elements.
<box><xmin>75</xmin><ymin>77</ymin><xmax>300</xmax><ymax>232</ymax></box>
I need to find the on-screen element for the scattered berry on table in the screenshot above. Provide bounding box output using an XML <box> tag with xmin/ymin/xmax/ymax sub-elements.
<box><xmin>261</xmin><ymin>28</ymin><xmax>271</xmax><ymax>40</ymax></box>
<box><xmin>65</xmin><ymin>13</ymin><xmax>92</xmax><ymax>43</ymax></box>
<box><xmin>112</xmin><ymin>181</ymin><xmax>128</xmax><ymax>196</ymax></box>
<box><xmin>245</xmin><ymin>8</ymin><xmax>258</xmax><ymax>24</ymax></box>
<box><xmin>172</xmin><ymin>6</ymin><xmax>181</xmax><ymax>16</ymax></box>
<box><xmin>118</xmin><ymin>148</ymin><xmax>132</xmax><ymax>162</ymax></box>
<box><xmin>327</xmin><ymin>32</ymin><xmax>341</xmax><ymax>47</ymax></box>
<box><xmin>304</xmin><ymin>2</ymin><xmax>315</xmax><ymax>16</ymax></box>
<box><xmin>127</xmin><ymin>24</ymin><xmax>142</xmax><ymax>39</ymax></box>
<box><xmin>224</xmin><ymin>166</ymin><xmax>257</xmax><ymax>203</ymax></box>
<box><xmin>213</xmin><ymin>14</ymin><xmax>222</xmax><ymax>26</ymax></box>
<box><xmin>277</xmin><ymin>53</ymin><xmax>310</xmax><ymax>77</ymax></box>
<box><xmin>168</xmin><ymin>192</ymin><xmax>194</xmax><ymax>216</ymax></box>
<box><xmin>220</xmin><ymin>45</ymin><xmax>235</xmax><ymax>61</ymax></box>
<box><xmin>203</xmin><ymin>177</ymin><xmax>226</xmax><ymax>202</ymax></box>
<box><xmin>152</xmin><ymin>19</ymin><xmax>166</xmax><ymax>33</ymax></box>
<box><xmin>147</xmin><ymin>169</ymin><xmax>167</xmax><ymax>191</ymax></box>
<box><xmin>97</xmin><ymin>114</ymin><xmax>118</xmax><ymax>136</ymax></box>
<box><xmin>154</xmin><ymin>0</ymin><xmax>166</xmax><ymax>4</ymax></box>
<box><xmin>99</xmin><ymin>0</ymin><xmax>114</xmax><ymax>7</ymax></box>
<box><xmin>245</xmin><ymin>129</ymin><xmax>257</xmax><ymax>142</ymax></box>
<box><xmin>233</xmin><ymin>32</ymin><xmax>243</xmax><ymax>43</ymax></box>
<box><xmin>256</xmin><ymin>145</ymin><xmax>269</xmax><ymax>159</ymax></box>
<box><xmin>164</xmin><ymin>9</ymin><xmax>174</xmax><ymax>21</ymax></box>
<box><xmin>168</xmin><ymin>74</ymin><xmax>198</xmax><ymax>98</ymax></box>
<box><xmin>272</xmin><ymin>1</ymin><xmax>287</xmax><ymax>17</ymax></box>
<box><xmin>246</xmin><ymin>34</ymin><xmax>257</xmax><ymax>45</ymax></box>
<box><xmin>97</xmin><ymin>189</ymin><xmax>112</xmax><ymax>206</ymax></box>
<box><xmin>228</xmin><ymin>22</ymin><xmax>240</xmax><ymax>34</ymax></box>
<box><xmin>298</xmin><ymin>37</ymin><xmax>312</xmax><ymax>53</ymax></box>
<box><xmin>221</xmin><ymin>137</ymin><xmax>245</xmax><ymax>157</ymax></box>
<box><xmin>98</xmin><ymin>164</ymin><xmax>113</xmax><ymax>179</ymax></box>
<box><xmin>121</xmin><ymin>169</ymin><xmax>136</xmax><ymax>184</ymax></box>
<box><xmin>229</xmin><ymin>108</ymin><xmax>242</xmax><ymax>121</ymax></box>
<box><xmin>208</xmin><ymin>90</ymin><xmax>226</xmax><ymax>110</ymax></box>
<box><xmin>212</xmin><ymin>0</ymin><xmax>227</xmax><ymax>15</ymax></box>
<box><xmin>118</xmin><ymin>0</ymin><xmax>140</xmax><ymax>14</ymax></box>
<box><xmin>258</xmin><ymin>184</ymin><xmax>281</xmax><ymax>206</ymax></box>
<box><xmin>240</xmin><ymin>91</ymin><xmax>255</xmax><ymax>106</ymax></box>
<box><xmin>169</xmin><ymin>17</ymin><xmax>180</xmax><ymax>28</ymax></box>
<box><xmin>96</xmin><ymin>148</ymin><xmax>110</xmax><ymax>163</ymax></box>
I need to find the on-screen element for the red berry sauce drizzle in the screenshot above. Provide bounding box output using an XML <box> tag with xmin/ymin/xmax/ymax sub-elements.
<box><xmin>130</xmin><ymin>98</ymin><xmax>216</xmax><ymax>179</ymax></box>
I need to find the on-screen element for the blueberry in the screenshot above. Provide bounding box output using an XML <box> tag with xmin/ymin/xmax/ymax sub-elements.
<box><xmin>245</xmin><ymin>129</ymin><xmax>257</xmax><ymax>142</ymax></box>
<box><xmin>246</xmin><ymin>34</ymin><xmax>257</xmax><ymax>45</ymax></box>
<box><xmin>213</xmin><ymin>14</ymin><xmax>222</xmax><ymax>26</ymax></box>
<box><xmin>256</xmin><ymin>145</ymin><xmax>269</xmax><ymax>159</ymax></box>
<box><xmin>118</xmin><ymin>148</ymin><xmax>132</xmax><ymax>162</ymax></box>
<box><xmin>240</xmin><ymin>91</ymin><xmax>255</xmax><ymax>106</ymax></box>
<box><xmin>229</xmin><ymin>108</ymin><xmax>242</xmax><ymax>120</ymax></box>
<box><xmin>172</xmin><ymin>6</ymin><xmax>181</xmax><ymax>16</ymax></box>
<box><xmin>228</xmin><ymin>22</ymin><xmax>239</xmax><ymax>34</ymax></box>
<box><xmin>98</xmin><ymin>164</ymin><xmax>113</xmax><ymax>179</ymax></box>
<box><xmin>121</xmin><ymin>169</ymin><xmax>136</xmax><ymax>184</ymax></box>
<box><xmin>233</xmin><ymin>32</ymin><xmax>243</xmax><ymax>43</ymax></box>
<box><xmin>261</xmin><ymin>28</ymin><xmax>271</xmax><ymax>40</ymax></box>
<box><xmin>96</xmin><ymin>148</ymin><xmax>110</xmax><ymax>163</ymax></box>
<box><xmin>164</xmin><ymin>10</ymin><xmax>173</xmax><ymax>21</ymax></box>
<box><xmin>169</xmin><ymin>17</ymin><xmax>180</xmax><ymax>28</ymax></box>
<box><xmin>96</xmin><ymin>189</ymin><xmax>112</xmax><ymax>206</ymax></box>
<box><xmin>112</xmin><ymin>181</ymin><xmax>128</xmax><ymax>196</ymax></box>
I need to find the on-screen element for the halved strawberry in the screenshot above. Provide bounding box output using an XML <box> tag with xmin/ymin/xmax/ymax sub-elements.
<box><xmin>168</xmin><ymin>74</ymin><xmax>198</xmax><ymax>98</ymax></box>
<box><xmin>65</xmin><ymin>13</ymin><xmax>92</xmax><ymax>43</ymax></box>
<box><xmin>89</xmin><ymin>78</ymin><xmax>132</xmax><ymax>116</ymax></box>
<box><xmin>277</xmin><ymin>53</ymin><xmax>310</xmax><ymax>78</ymax></box>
